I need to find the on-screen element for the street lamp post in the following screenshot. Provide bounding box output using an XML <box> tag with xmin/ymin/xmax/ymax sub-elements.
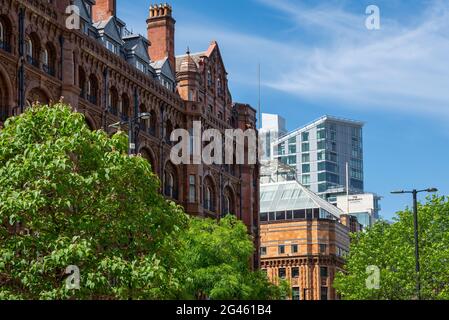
<box><xmin>109</xmin><ymin>112</ymin><xmax>151</xmax><ymax>156</ymax></box>
<box><xmin>391</xmin><ymin>187</ymin><xmax>438</xmax><ymax>300</ymax></box>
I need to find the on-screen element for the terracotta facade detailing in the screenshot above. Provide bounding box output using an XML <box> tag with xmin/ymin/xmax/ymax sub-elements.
<box><xmin>260</xmin><ymin>219</ymin><xmax>350</xmax><ymax>300</ymax></box>
<box><xmin>0</xmin><ymin>0</ymin><xmax>259</xmax><ymax>268</ymax></box>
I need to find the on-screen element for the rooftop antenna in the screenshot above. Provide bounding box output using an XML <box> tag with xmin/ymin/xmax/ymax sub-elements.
<box><xmin>258</xmin><ymin>63</ymin><xmax>261</xmax><ymax>130</ymax></box>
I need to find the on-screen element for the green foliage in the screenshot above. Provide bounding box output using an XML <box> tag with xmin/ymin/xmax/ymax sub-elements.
<box><xmin>0</xmin><ymin>103</ymin><xmax>188</xmax><ymax>299</ymax></box>
<box><xmin>334</xmin><ymin>196</ymin><xmax>449</xmax><ymax>300</ymax></box>
<box><xmin>178</xmin><ymin>215</ymin><xmax>286</xmax><ymax>300</ymax></box>
<box><xmin>0</xmin><ymin>104</ymin><xmax>282</xmax><ymax>300</ymax></box>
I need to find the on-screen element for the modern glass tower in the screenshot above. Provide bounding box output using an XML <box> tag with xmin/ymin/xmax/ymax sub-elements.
<box><xmin>271</xmin><ymin>116</ymin><xmax>365</xmax><ymax>204</ymax></box>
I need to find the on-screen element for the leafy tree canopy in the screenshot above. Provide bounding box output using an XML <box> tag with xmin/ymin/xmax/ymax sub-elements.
<box><xmin>334</xmin><ymin>196</ymin><xmax>449</xmax><ymax>300</ymax></box>
<box><xmin>179</xmin><ymin>215</ymin><xmax>286</xmax><ymax>300</ymax></box>
<box><xmin>0</xmin><ymin>103</ymin><xmax>188</xmax><ymax>300</ymax></box>
<box><xmin>0</xmin><ymin>103</ymin><xmax>282</xmax><ymax>300</ymax></box>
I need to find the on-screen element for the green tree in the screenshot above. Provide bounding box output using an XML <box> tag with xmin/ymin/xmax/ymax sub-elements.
<box><xmin>334</xmin><ymin>196</ymin><xmax>449</xmax><ymax>300</ymax></box>
<box><xmin>179</xmin><ymin>215</ymin><xmax>286</xmax><ymax>300</ymax></box>
<box><xmin>0</xmin><ymin>103</ymin><xmax>188</xmax><ymax>300</ymax></box>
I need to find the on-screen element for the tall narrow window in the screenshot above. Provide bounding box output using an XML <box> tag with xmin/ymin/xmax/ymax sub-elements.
<box><xmin>109</xmin><ymin>88</ymin><xmax>118</xmax><ymax>116</ymax></box>
<box><xmin>0</xmin><ymin>21</ymin><xmax>4</xmax><ymax>44</ymax></box>
<box><xmin>217</xmin><ymin>78</ymin><xmax>222</xmax><ymax>95</ymax></box>
<box><xmin>165</xmin><ymin>172</ymin><xmax>174</xmax><ymax>198</ymax></box>
<box><xmin>224</xmin><ymin>196</ymin><xmax>230</xmax><ymax>215</ymax></box>
<box><xmin>26</xmin><ymin>38</ymin><xmax>33</xmax><ymax>60</ymax></box>
<box><xmin>43</xmin><ymin>49</ymin><xmax>48</xmax><ymax>66</ymax></box>
<box><xmin>207</xmin><ymin>70</ymin><xmax>212</xmax><ymax>87</ymax></box>
<box><xmin>278</xmin><ymin>268</ymin><xmax>286</xmax><ymax>279</ymax></box>
<box><xmin>279</xmin><ymin>245</ymin><xmax>285</xmax><ymax>254</ymax></box>
<box><xmin>87</xmin><ymin>75</ymin><xmax>98</xmax><ymax>105</ymax></box>
<box><xmin>292</xmin><ymin>267</ymin><xmax>300</xmax><ymax>278</ymax></box>
<box><xmin>292</xmin><ymin>288</ymin><xmax>301</xmax><ymax>300</ymax></box>
<box><xmin>205</xmin><ymin>187</ymin><xmax>211</xmax><ymax>210</ymax></box>
<box><xmin>189</xmin><ymin>175</ymin><xmax>196</xmax><ymax>203</ymax></box>
<box><xmin>121</xmin><ymin>94</ymin><xmax>129</xmax><ymax>121</ymax></box>
<box><xmin>42</xmin><ymin>44</ymin><xmax>55</xmax><ymax>77</ymax></box>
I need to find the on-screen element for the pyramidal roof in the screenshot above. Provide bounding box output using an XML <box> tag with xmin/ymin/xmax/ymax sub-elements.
<box><xmin>260</xmin><ymin>180</ymin><xmax>344</xmax><ymax>219</ymax></box>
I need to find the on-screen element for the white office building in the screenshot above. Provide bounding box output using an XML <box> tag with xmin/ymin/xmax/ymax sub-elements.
<box><xmin>336</xmin><ymin>193</ymin><xmax>381</xmax><ymax>228</ymax></box>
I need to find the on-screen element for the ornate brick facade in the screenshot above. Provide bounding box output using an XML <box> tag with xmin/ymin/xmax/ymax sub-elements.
<box><xmin>260</xmin><ymin>219</ymin><xmax>351</xmax><ymax>300</ymax></box>
<box><xmin>0</xmin><ymin>0</ymin><xmax>260</xmax><ymax>268</ymax></box>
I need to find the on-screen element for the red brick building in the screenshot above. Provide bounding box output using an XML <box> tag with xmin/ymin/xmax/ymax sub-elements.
<box><xmin>0</xmin><ymin>0</ymin><xmax>260</xmax><ymax>267</ymax></box>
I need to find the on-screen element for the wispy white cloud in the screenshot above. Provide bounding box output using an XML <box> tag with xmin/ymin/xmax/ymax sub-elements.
<box><xmin>175</xmin><ymin>0</ymin><xmax>449</xmax><ymax>119</ymax></box>
<box><xmin>257</xmin><ymin>0</ymin><xmax>449</xmax><ymax>118</ymax></box>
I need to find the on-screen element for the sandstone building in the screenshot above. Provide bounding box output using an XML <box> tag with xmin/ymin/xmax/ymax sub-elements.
<box><xmin>0</xmin><ymin>0</ymin><xmax>260</xmax><ymax>267</ymax></box>
<box><xmin>259</xmin><ymin>179</ymin><xmax>361</xmax><ymax>300</ymax></box>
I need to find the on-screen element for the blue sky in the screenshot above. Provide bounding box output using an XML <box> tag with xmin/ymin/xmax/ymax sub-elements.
<box><xmin>118</xmin><ymin>0</ymin><xmax>449</xmax><ymax>220</ymax></box>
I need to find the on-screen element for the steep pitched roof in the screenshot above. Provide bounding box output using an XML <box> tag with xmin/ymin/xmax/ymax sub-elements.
<box><xmin>123</xmin><ymin>34</ymin><xmax>151</xmax><ymax>63</ymax></box>
<box><xmin>151</xmin><ymin>57</ymin><xmax>176</xmax><ymax>82</ymax></box>
<box><xmin>74</xmin><ymin>0</ymin><xmax>92</xmax><ymax>22</ymax></box>
<box><xmin>175</xmin><ymin>41</ymin><xmax>228</xmax><ymax>74</ymax></box>
<box><xmin>92</xmin><ymin>16</ymin><xmax>123</xmax><ymax>44</ymax></box>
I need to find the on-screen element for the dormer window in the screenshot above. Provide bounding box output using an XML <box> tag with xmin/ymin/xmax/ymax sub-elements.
<box><xmin>105</xmin><ymin>39</ymin><xmax>118</xmax><ymax>54</ymax></box>
<box><xmin>136</xmin><ymin>60</ymin><xmax>146</xmax><ymax>73</ymax></box>
<box><xmin>161</xmin><ymin>78</ymin><xmax>172</xmax><ymax>91</ymax></box>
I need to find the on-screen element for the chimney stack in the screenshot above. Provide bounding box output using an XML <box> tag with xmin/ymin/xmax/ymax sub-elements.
<box><xmin>147</xmin><ymin>3</ymin><xmax>176</xmax><ymax>72</ymax></box>
<box><xmin>92</xmin><ymin>0</ymin><xmax>116</xmax><ymax>22</ymax></box>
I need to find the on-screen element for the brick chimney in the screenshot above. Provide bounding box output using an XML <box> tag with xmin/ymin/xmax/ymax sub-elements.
<box><xmin>92</xmin><ymin>0</ymin><xmax>116</xmax><ymax>22</ymax></box>
<box><xmin>147</xmin><ymin>3</ymin><xmax>176</xmax><ymax>72</ymax></box>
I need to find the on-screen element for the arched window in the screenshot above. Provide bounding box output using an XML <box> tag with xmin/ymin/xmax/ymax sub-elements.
<box><xmin>108</xmin><ymin>87</ymin><xmax>118</xmax><ymax>116</ymax></box>
<box><xmin>121</xmin><ymin>94</ymin><xmax>130</xmax><ymax>121</ymax></box>
<box><xmin>79</xmin><ymin>67</ymin><xmax>86</xmax><ymax>98</ymax></box>
<box><xmin>149</xmin><ymin>110</ymin><xmax>157</xmax><ymax>136</ymax></box>
<box><xmin>0</xmin><ymin>16</ymin><xmax>11</xmax><ymax>53</ymax></box>
<box><xmin>205</xmin><ymin>187</ymin><xmax>212</xmax><ymax>210</ymax></box>
<box><xmin>87</xmin><ymin>75</ymin><xmax>98</xmax><ymax>105</ymax></box>
<box><xmin>203</xmin><ymin>177</ymin><xmax>216</xmax><ymax>212</ymax></box>
<box><xmin>43</xmin><ymin>49</ymin><xmax>48</xmax><ymax>66</ymax></box>
<box><xmin>224</xmin><ymin>196</ymin><xmax>230</xmax><ymax>215</ymax></box>
<box><xmin>26</xmin><ymin>34</ymin><xmax>40</xmax><ymax>68</ymax></box>
<box><xmin>223</xmin><ymin>187</ymin><xmax>235</xmax><ymax>217</ymax></box>
<box><xmin>164</xmin><ymin>162</ymin><xmax>178</xmax><ymax>200</ymax></box>
<box><xmin>42</xmin><ymin>43</ymin><xmax>56</xmax><ymax>77</ymax></box>
<box><xmin>165</xmin><ymin>119</ymin><xmax>173</xmax><ymax>143</ymax></box>
<box><xmin>26</xmin><ymin>37</ymin><xmax>33</xmax><ymax>58</ymax></box>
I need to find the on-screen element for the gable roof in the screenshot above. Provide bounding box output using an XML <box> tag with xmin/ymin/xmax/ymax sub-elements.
<box><xmin>175</xmin><ymin>41</ymin><xmax>228</xmax><ymax>74</ymax></box>
<box><xmin>74</xmin><ymin>0</ymin><xmax>92</xmax><ymax>22</ymax></box>
<box><xmin>92</xmin><ymin>16</ymin><xmax>123</xmax><ymax>44</ymax></box>
<box><xmin>151</xmin><ymin>57</ymin><xmax>176</xmax><ymax>82</ymax></box>
<box><xmin>123</xmin><ymin>34</ymin><xmax>151</xmax><ymax>63</ymax></box>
